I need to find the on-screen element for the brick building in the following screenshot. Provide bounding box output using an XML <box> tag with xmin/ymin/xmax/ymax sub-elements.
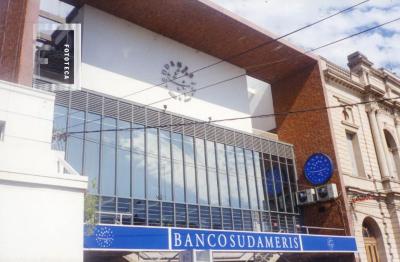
<box><xmin>2</xmin><ymin>0</ymin><xmax>395</xmax><ymax>261</ymax></box>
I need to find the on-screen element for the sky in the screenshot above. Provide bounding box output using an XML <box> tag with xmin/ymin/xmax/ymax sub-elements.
<box><xmin>210</xmin><ymin>0</ymin><xmax>400</xmax><ymax>75</ymax></box>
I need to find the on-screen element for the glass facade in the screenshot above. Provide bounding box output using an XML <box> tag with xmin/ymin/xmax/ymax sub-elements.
<box><xmin>52</xmin><ymin>90</ymin><xmax>300</xmax><ymax>233</ymax></box>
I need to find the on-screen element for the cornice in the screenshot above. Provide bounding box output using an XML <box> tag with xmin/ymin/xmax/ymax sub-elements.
<box><xmin>323</xmin><ymin>68</ymin><xmax>364</xmax><ymax>94</ymax></box>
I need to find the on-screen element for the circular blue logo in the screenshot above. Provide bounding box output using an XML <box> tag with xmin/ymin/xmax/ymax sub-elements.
<box><xmin>304</xmin><ymin>153</ymin><xmax>333</xmax><ymax>185</ymax></box>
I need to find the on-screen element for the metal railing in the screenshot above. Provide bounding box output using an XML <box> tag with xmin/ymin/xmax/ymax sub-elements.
<box><xmin>94</xmin><ymin>211</ymin><xmax>345</xmax><ymax>236</ymax></box>
<box><xmin>297</xmin><ymin>225</ymin><xmax>345</xmax><ymax>235</ymax></box>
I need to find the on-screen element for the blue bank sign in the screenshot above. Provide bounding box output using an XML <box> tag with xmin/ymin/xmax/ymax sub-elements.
<box><xmin>84</xmin><ymin>225</ymin><xmax>357</xmax><ymax>253</ymax></box>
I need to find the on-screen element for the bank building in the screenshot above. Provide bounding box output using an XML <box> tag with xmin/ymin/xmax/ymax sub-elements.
<box><xmin>1</xmin><ymin>0</ymin><xmax>398</xmax><ymax>261</ymax></box>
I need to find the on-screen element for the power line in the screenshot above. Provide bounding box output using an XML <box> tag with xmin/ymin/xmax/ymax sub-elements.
<box><xmin>53</xmin><ymin>1</ymin><xmax>370</xmax><ymax>125</ymax></box>
<box><xmin>61</xmin><ymin>95</ymin><xmax>400</xmax><ymax>135</ymax></box>
<box><xmin>121</xmin><ymin>0</ymin><xmax>370</xmax><ymax>98</ymax></box>
<box><xmin>61</xmin><ymin>14</ymin><xmax>400</xmax><ymax>132</ymax></box>
<box><xmin>147</xmin><ymin>16</ymin><xmax>400</xmax><ymax>107</ymax></box>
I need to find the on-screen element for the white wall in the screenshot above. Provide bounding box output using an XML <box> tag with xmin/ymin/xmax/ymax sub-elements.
<box><xmin>247</xmin><ymin>76</ymin><xmax>276</xmax><ymax>131</ymax></box>
<box><xmin>0</xmin><ymin>80</ymin><xmax>87</xmax><ymax>262</ymax></box>
<box><xmin>78</xmin><ymin>5</ymin><xmax>255</xmax><ymax>132</ymax></box>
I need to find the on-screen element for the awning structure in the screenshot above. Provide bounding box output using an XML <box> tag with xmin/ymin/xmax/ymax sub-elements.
<box><xmin>62</xmin><ymin>0</ymin><xmax>317</xmax><ymax>85</ymax></box>
<box><xmin>84</xmin><ymin>225</ymin><xmax>357</xmax><ymax>253</ymax></box>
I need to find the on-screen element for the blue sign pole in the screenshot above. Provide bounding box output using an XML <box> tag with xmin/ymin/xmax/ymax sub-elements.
<box><xmin>84</xmin><ymin>225</ymin><xmax>357</xmax><ymax>253</ymax></box>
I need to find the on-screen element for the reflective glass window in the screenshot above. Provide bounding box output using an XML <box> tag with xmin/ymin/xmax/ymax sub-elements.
<box><xmin>172</xmin><ymin>133</ymin><xmax>185</xmax><ymax>202</ymax></box>
<box><xmin>118</xmin><ymin>198</ymin><xmax>132</xmax><ymax>225</ymax></box>
<box><xmin>100</xmin><ymin>117</ymin><xmax>116</xmax><ymax>196</ymax></box>
<box><xmin>233</xmin><ymin>209</ymin><xmax>243</xmax><ymax>231</ymax></box>
<box><xmin>216</xmin><ymin>143</ymin><xmax>230</xmax><ymax>206</ymax></box>
<box><xmin>264</xmin><ymin>154</ymin><xmax>277</xmax><ymax>211</ymax></box>
<box><xmin>252</xmin><ymin>211</ymin><xmax>262</xmax><ymax>232</ymax></box>
<box><xmin>133</xmin><ymin>199</ymin><xmax>146</xmax><ymax>225</ymax></box>
<box><xmin>83</xmin><ymin>112</ymin><xmax>100</xmax><ymax>193</ymax></box>
<box><xmin>211</xmin><ymin>207</ymin><xmax>222</xmax><ymax>230</ymax></box>
<box><xmin>160</xmin><ymin>130</ymin><xmax>172</xmax><ymax>201</ymax></box>
<box><xmin>288</xmin><ymin>164</ymin><xmax>298</xmax><ymax>213</ymax></box>
<box><xmin>226</xmin><ymin>146</ymin><xmax>239</xmax><ymax>208</ymax></box>
<box><xmin>148</xmin><ymin>201</ymin><xmax>161</xmax><ymax>226</ymax></box>
<box><xmin>184</xmin><ymin>136</ymin><xmax>197</xmax><ymax>204</ymax></box>
<box><xmin>280</xmin><ymin>162</ymin><xmax>293</xmax><ymax>213</ymax></box>
<box><xmin>200</xmin><ymin>206</ymin><xmax>211</xmax><ymax>229</ymax></box>
<box><xmin>206</xmin><ymin>141</ymin><xmax>219</xmax><ymax>206</ymax></box>
<box><xmin>132</xmin><ymin>124</ymin><xmax>145</xmax><ymax>198</ymax></box>
<box><xmin>117</xmin><ymin>120</ymin><xmax>131</xmax><ymax>197</ymax></box>
<box><xmin>162</xmin><ymin>202</ymin><xmax>174</xmax><ymax>227</ymax></box>
<box><xmin>196</xmin><ymin>138</ymin><xmax>208</xmax><ymax>205</ymax></box>
<box><xmin>100</xmin><ymin>196</ymin><xmax>116</xmax><ymax>224</ymax></box>
<box><xmin>146</xmin><ymin>128</ymin><xmax>159</xmax><ymax>200</ymax></box>
<box><xmin>243</xmin><ymin>210</ymin><xmax>253</xmax><ymax>231</ymax></box>
<box><xmin>188</xmin><ymin>205</ymin><xmax>199</xmax><ymax>228</ymax></box>
<box><xmin>261</xmin><ymin>212</ymin><xmax>272</xmax><ymax>232</ymax></box>
<box><xmin>254</xmin><ymin>153</ymin><xmax>266</xmax><ymax>210</ymax></box>
<box><xmin>245</xmin><ymin>150</ymin><xmax>259</xmax><ymax>210</ymax></box>
<box><xmin>175</xmin><ymin>203</ymin><xmax>187</xmax><ymax>227</ymax></box>
<box><xmin>52</xmin><ymin>105</ymin><xmax>68</xmax><ymax>151</ymax></box>
<box><xmin>222</xmin><ymin>208</ymin><xmax>233</xmax><ymax>230</ymax></box>
<box><xmin>235</xmin><ymin>147</ymin><xmax>249</xmax><ymax>209</ymax></box>
<box><xmin>66</xmin><ymin>109</ymin><xmax>84</xmax><ymax>174</ymax></box>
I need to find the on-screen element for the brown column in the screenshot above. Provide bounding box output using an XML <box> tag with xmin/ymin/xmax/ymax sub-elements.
<box><xmin>0</xmin><ymin>0</ymin><xmax>39</xmax><ymax>85</ymax></box>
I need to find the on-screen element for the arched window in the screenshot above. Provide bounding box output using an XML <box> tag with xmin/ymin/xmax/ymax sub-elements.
<box><xmin>384</xmin><ymin>130</ymin><xmax>400</xmax><ymax>179</ymax></box>
<box><xmin>362</xmin><ymin>217</ymin><xmax>386</xmax><ymax>262</ymax></box>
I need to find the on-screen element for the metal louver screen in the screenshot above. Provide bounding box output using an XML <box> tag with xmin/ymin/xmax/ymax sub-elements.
<box><xmin>103</xmin><ymin>98</ymin><xmax>118</xmax><ymax>118</ymax></box>
<box><xmin>70</xmin><ymin>91</ymin><xmax>86</xmax><ymax>111</ymax></box>
<box><xmin>235</xmin><ymin>132</ymin><xmax>244</xmax><ymax>148</ymax></box>
<box><xmin>278</xmin><ymin>144</ymin><xmax>285</xmax><ymax>157</ymax></box>
<box><xmin>215</xmin><ymin>127</ymin><xmax>225</xmax><ymax>144</ymax></box>
<box><xmin>253</xmin><ymin>137</ymin><xmax>261</xmax><ymax>152</ymax></box>
<box><xmin>118</xmin><ymin>102</ymin><xmax>132</xmax><ymax>122</ymax></box>
<box><xmin>146</xmin><ymin>109</ymin><xmax>159</xmax><ymax>126</ymax></box>
<box><xmin>159</xmin><ymin>112</ymin><xmax>171</xmax><ymax>130</ymax></box>
<box><xmin>205</xmin><ymin>125</ymin><xmax>215</xmax><ymax>141</ymax></box>
<box><xmin>54</xmin><ymin>90</ymin><xmax>70</xmax><ymax>107</ymax></box>
<box><xmin>225</xmin><ymin>130</ymin><xmax>234</xmax><ymax>145</ymax></box>
<box><xmin>88</xmin><ymin>93</ymin><xmax>103</xmax><ymax>115</ymax></box>
<box><xmin>133</xmin><ymin>106</ymin><xmax>146</xmax><ymax>125</ymax></box>
<box><xmin>261</xmin><ymin>140</ymin><xmax>270</xmax><ymax>154</ymax></box>
<box><xmin>194</xmin><ymin>123</ymin><xmax>205</xmax><ymax>139</ymax></box>
<box><xmin>270</xmin><ymin>141</ymin><xmax>278</xmax><ymax>156</ymax></box>
<box><xmin>183</xmin><ymin>119</ymin><xmax>195</xmax><ymax>136</ymax></box>
<box><xmin>53</xmin><ymin>90</ymin><xmax>294</xmax><ymax>158</ymax></box>
<box><xmin>244</xmin><ymin>135</ymin><xmax>253</xmax><ymax>150</ymax></box>
<box><xmin>171</xmin><ymin>116</ymin><xmax>183</xmax><ymax>133</ymax></box>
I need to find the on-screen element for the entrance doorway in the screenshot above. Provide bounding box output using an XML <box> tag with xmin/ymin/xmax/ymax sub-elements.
<box><xmin>362</xmin><ymin>218</ymin><xmax>384</xmax><ymax>262</ymax></box>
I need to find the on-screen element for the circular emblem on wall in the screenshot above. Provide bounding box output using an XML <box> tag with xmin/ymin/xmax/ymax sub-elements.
<box><xmin>94</xmin><ymin>226</ymin><xmax>114</xmax><ymax>248</ymax></box>
<box><xmin>161</xmin><ymin>61</ymin><xmax>196</xmax><ymax>102</ymax></box>
<box><xmin>303</xmin><ymin>153</ymin><xmax>334</xmax><ymax>185</ymax></box>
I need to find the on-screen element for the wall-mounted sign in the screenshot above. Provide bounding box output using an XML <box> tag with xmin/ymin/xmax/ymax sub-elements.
<box><xmin>161</xmin><ymin>61</ymin><xmax>196</xmax><ymax>102</ymax></box>
<box><xmin>34</xmin><ymin>23</ymin><xmax>81</xmax><ymax>91</ymax></box>
<box><xmin>84</xmin><ymin>225</ymin><xmax>358</xmax><ymax>253</ymax></box>
<box><xmin>304</xmin><ymin>153</ymin><xmax>334</xmax><ymax>186</ymax></box>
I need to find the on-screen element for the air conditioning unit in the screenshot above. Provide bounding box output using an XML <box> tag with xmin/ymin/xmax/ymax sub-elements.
<box><xmin>316</xmin><ymin>183</ymin><xmax>338</xmax><ymax>202</ymax></box>
<box><xmin>296</xmin><ymin>188</ymin><xmax>316</xmax><ymax>205</ymax></box>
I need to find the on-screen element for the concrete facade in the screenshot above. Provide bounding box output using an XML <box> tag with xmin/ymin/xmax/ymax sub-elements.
<box><xmin>321</xmin><ymin>53</ymin><xmax>400</xmax><ymax>261</ymax></box>
<box><xmin>0</xmin><ymin>80</ymin><xmax>87</xmax><ymax>262</ymax></box>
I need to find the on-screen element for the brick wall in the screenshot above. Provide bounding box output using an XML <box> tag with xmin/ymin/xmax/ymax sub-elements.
<box><xmin>271</xmin><ymin>63</ymin><xmax>351</xmax><ymax>235</ymax></box>
<box><xmin>0</xmin><ymin>0</ymin><xmax>37</xmax><ymax>85</ymax></box>
<box><xmin>0</xmin><ymin>0</ymin><xmax>27</xmax><ymax>82</ymax></box>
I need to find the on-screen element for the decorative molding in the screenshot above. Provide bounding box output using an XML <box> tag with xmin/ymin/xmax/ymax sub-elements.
<box><xmin>341</xmin><ymin>120</ymin><xmax>359</xmax><ymax>131</ymax></box>
<box><xmin>324</xmin><ymin>69</ymin><xmax>364</xmax><ymax>94</ymax></box>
